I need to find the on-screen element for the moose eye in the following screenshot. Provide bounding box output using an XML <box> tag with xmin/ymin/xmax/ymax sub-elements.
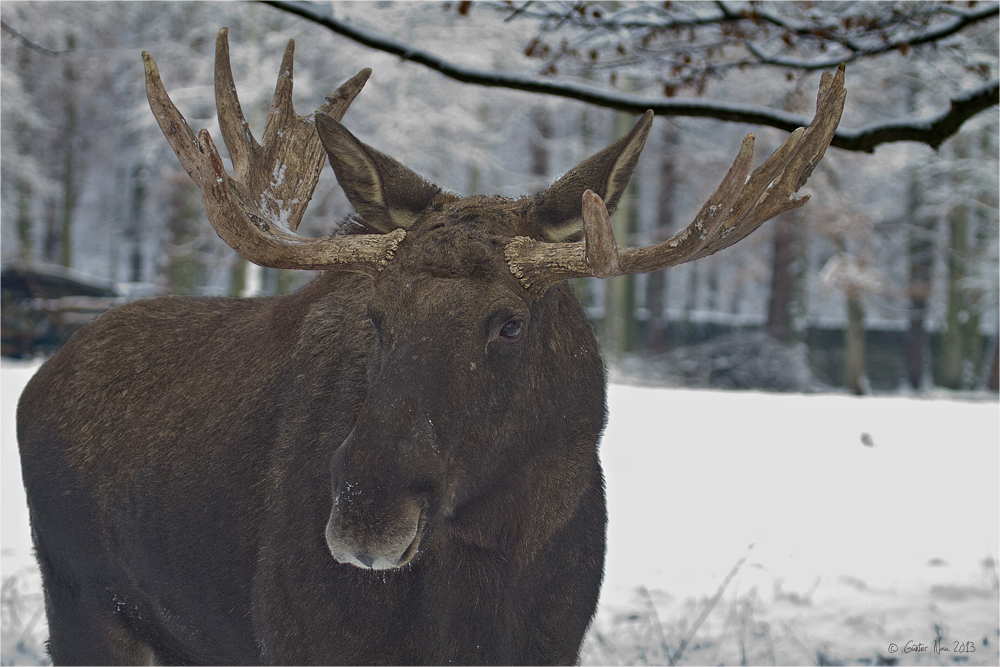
<box><xmin>498</xmin><ymin>319</ymin><xmax>523</xmax><ymax>342</ymax></box>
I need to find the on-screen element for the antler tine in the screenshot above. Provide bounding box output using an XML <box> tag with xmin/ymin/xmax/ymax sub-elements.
<box><xmin>260</xmin><ymin>35</ymin><xmax>296</xmax><ymax>157</ymax></box>
<box><xmin>668</xmin><ymin>65</ymin><xmax>846</xmax><ymax>263</ymax></box>
<box><xmin>214</xmin><ymin>27</ymin><xmax>371</xmax><ymax>235</ymax></box>
<box><xmin>143</xmin><ymin>51</ymin><xmax>209</xmax><ymax>186</ymax></box>
<box><xmin>636</xmin><ymin>132</ymin><xmax>760</xmax><ymax>267</ymax></box>
<box><xmin>144</xmin><ymin>29</ymin><xmax>403</xmax><ymax>276</ymax></box>
<box><xmin>505</xmin><ymin>64</ymin><xmax>846</xmax><ymax>294</ymax></box>
<box><xmin>622</xmin><ymin>63</ymin><xmax>845</xmax><ymax>272</ymax></box>
<box><xmin>213</xmin><ymin>28</ymin><xmax>254</xmax><ymax>183</ymax></box>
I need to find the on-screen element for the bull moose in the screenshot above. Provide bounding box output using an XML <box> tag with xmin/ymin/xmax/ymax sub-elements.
<box><xmin>17</xmin><ymin>28</ymin><xmax>845</xmax><ymax>665</ymax></box>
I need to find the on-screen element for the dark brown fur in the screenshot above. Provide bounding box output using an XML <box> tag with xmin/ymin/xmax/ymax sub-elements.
<box><xmin>17</xmin><ymin>112</ymin><xmax>653</xmax><ymax>665</ymax></box>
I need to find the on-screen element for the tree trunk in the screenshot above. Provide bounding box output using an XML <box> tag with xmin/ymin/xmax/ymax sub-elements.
<box><xmin>17</xmin><ymin>179</ymin><xmax>33</xmax><ymax>260</ymax></box>
<box><xmin>904</xmin><ymin>170</ymin><xmax>935</xmax><ymax>390</ymax></box>
<box><xmin>680</xmin><ymin>261</ymin><xmax>699</xmax><ymax>346</ymax></box>
<box><xmin>164</xmin><ymin>177</ymin><xmax>202</xmax><ymax>294</ymax></box>
<box><xmin>603</xmin><ymin>170</ymin><xmax>638</xmax><ymax>357</ymax></box>
<box><xmin>44</xmin><ymin>198</ymin><xmax>60</xmax><ymax>263</ymax></box>
<box><xmin>601</xmin><ymin>102</ymin><xmax>640</xmax><ymax>359</ymax></box>
<box><xmin>844</xmin><ymin>286</ymin><xmax>869</xmax><ymax>395</ymax></box>
<box><xmin>529</xmin><ymin>106</ymin><xmax>551</xmax><ymax>189</ymax></box>
<box><xmin>939</xmin><ymin>137</ymin><xmax>970</xmax><ymax>389</ymax></box>
<box><xmin>570</xmin><ymin>101</ymin><xmax>597</xmax><ymax>309</ymax></box>
<box><xmin>59</xmin><ymin>34</ymin><xmax>78</xmax><ymax>269</ymax></box>
<box><xmin>766</xmin><ymin>211</ymin><xmax>798</xmax><ymax>342</ymax></box>
<box><xmin>644</xmin><ymin>123</ymin><xmax>678</xmax><ymax>352</ymax></box>
<box><xmin>230</xmin><ymin>256</ymin><xmax>247</xmax><ymax>297</ymax></box>
<box><xmin>987</xmin><ymin>337</ymin><xmax>1000</xmax><ymax>392</ymax></box>
<box><xmin>243</xmin><ymin>262</ymin><xmax>263</xmax><ymax>298</ymax></box>
<box><xmin>16</xmin><ymin>44</ymin><xmax>34</xmax><ymax>260</ymax></box>
<box><xmin>967</xmin><ymin>126</ymin><xmax>994</xmax><ymax>390</ymax></box>
<box><xmin>902</xmin><ymin>75</ymin><xmax>936</xmax><ymax>390</ymax></box>
<box><xmin>125</xmin><ymin>164</ymin><xmax>146</xmax><ymax>283</ymax></box>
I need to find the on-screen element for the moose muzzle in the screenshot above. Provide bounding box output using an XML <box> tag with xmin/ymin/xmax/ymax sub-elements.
<box><xmin>325</xmin><ymin>416</ymin><xmax>439</xmax><ymax>570</ymax></box>
<box><xmin>325</xmin><ymin>494</ymin><xmax>426</xmax><ymax>570</ymax></box>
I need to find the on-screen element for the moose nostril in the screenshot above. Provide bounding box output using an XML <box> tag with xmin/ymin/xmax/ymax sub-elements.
<box><xmin>356</xmin><ymin>552</ymin><xmax>375</xmax><ymax>569</ymax></box>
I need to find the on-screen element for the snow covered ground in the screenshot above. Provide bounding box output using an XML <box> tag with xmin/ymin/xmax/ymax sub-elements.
<box><xmin>3</xmin><ymin>359</ymin><xmax>998</xmax><ymax>665</ymax></box>
<box><xmin>587</xmin><ymin>384</ymin><xmax>999</xmax><ymax>665</ymax></box>
<box><xmin>2</xmin><ymin>360</ymin><xmax>48</xmax><ymax>665</ymax></box>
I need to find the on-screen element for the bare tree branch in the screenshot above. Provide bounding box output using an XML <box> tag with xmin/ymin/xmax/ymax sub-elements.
<box><xmin>0</xmin><ymin>19</ymin><xmax>69</xmax><ymax>55</ymax></box>
<box><xmin>261</xmin><ymin>0</ymin><xmax>998</xmax><ymax>153</ymax></box>
<box><xmin>735</xmin><ymin>3</ymin><xmax>1000</xmax><ymax>71</ymax></box>
<box><xmin>494</xmin><ymin>1</ymin><xmax>999</xmax><ymax>73</ymax></box>
<box><xmin>836</xmin><ymin>79</ymin><xmax>1000</xmax><ymax>152</ymax></box>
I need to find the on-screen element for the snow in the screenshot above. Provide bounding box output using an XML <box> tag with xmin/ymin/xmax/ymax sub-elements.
<box><xmin>1</xmin><ymin>361</ymin><xmax>42</xmax><ymax>578</ymax></box>
<box><xmin>591</xmin><ymin>384</ymin><xmax>999</xmax><ymax>664</ymax></box>
<box><xmin>2</xmin><ymin>359</ymin><xmax>997</xmax><ymax>664</ymax></box>
<box><xmin>601</xmin><ymin>385</ymin><xmax>997</xmax><ymax>599</ymax></box>
<box><xmin>1</xmin><ymin>359</ymin><xmax>46</xmax><ymax>665</ymax></box>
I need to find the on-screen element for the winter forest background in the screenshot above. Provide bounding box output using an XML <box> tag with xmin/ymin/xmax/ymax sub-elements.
<box><xmin>1</xmin><ymin>2</ymin><xmax>999</xmax><ymax>665</ymax></box>
<box><xmin>1</xmin><ymin>0</ymin><xmax>997</xmax><ymax>393</ymax></box>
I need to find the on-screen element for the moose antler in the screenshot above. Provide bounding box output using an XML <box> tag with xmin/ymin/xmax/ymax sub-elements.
<box><xmin>506</xmin><ymin>64</ymin><xmax>847</xmax><ymax>294</ymax></box>
<box><xmin>143</xmin><ymin>28</ymin><xmax>404</xmax><ymax>275</ymax></box>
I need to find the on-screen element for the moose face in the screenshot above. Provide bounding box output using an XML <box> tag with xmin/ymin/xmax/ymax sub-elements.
<box><xmin>325</xmin><ymin>210</ymin><xmax>539</xmax><ymax>570</ymax></box>
<box><xmin>324</xmin><ymin>192</ymin><xmax>618</xmax><ymax>572</ymax></box>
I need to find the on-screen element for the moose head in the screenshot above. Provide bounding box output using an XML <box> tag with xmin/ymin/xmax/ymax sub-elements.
<box><xmin>145</xmin><ymin>28</ymin><xmax>843</xmax><ymax>575</ymax></box>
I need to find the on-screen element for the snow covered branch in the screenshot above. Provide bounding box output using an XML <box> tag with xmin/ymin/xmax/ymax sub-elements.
<box><xmin>737</xmin><ymin>3</ymin><xmax>1000</xmax><ymax>71</ymax></box>
<box><xmin>494</xmin><ymin>2</ymin><xmax>999</xmax><ymax>74</ymax></box>
<box><xmin>262</xmin><ymin>0</ymin><xmax>998</xmax><ymax>153</ymax></box>
<box><xmin>835</xmin><ymin>79</ymin><xmax>1000</xmax><ymax>152</ymax></box>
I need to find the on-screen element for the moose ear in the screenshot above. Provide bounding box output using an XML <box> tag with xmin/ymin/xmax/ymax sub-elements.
<box><xmin>316</xmin><ymin>113</ymin><xmax>441</xmax><ymax>233</ymax></box>
<box><xmin>535</xmin><ymin>110</ymin><xmax>653</xmax><ymax>242</ymax></box>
